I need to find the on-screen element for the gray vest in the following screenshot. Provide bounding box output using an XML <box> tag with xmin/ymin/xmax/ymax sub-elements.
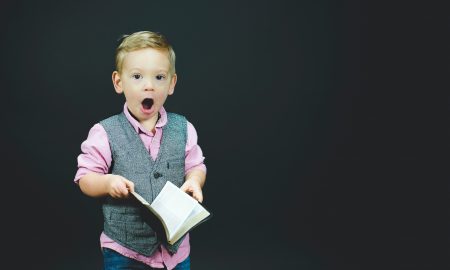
<box><xmin>100</xmin><ymin>112</ymin><xmax>187</xmax><ymax>256</ymax></box>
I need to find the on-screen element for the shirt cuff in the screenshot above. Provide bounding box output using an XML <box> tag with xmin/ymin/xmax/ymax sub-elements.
<box><xmin>185</xmin><ymin>164</ymin><xmax>207</xmax><ymax>175</ymax></box>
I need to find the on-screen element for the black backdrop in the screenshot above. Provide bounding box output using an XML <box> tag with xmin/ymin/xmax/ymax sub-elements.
<box><xmin>0</xmin><ymin>1</ymin><xmax>447</xmax><ymax>269</ymax></box>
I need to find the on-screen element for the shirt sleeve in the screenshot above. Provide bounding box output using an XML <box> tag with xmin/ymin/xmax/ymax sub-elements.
<box><xmin>74</xmin><ymin>123</ymin><xmax>112</xmax><ymax>183</ymax></box>
<box><xmin>185</xmin><ymin>121</ymin><xmax>207</xmax><ymax>175</ymax></box>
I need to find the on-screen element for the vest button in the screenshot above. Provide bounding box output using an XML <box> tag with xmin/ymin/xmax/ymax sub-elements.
<box><xmin>154</xmin><ymin>172</ymin><xmax>162</xmax><ymax>179</ymax></box>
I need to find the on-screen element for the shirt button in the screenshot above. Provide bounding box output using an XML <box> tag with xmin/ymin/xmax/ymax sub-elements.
<box><xmin>154</xmin><ymin>172</ymin><xmax>162</xmax><ymax>178</ymax></box>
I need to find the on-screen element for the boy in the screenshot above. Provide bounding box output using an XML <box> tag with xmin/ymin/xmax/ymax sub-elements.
<box><xmin>74</xmin><ymin>31</ymin><xmax>206</xmax><ymax>270</ymax></box>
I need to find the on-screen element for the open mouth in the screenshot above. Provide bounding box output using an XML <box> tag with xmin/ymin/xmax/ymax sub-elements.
<box><xmin>142</xmin><ymin>98</ymin><xmax>154</xmax><ymax>110</ymax></box>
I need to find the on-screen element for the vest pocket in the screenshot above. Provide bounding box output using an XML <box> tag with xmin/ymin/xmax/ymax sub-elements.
<box><xmin>109</xmin><ymin>208</ymin><xmax>141</xmax><ymax>222</ymax></box>
<box><xmin>127</xmin><ymin>222</ymin><xmax>157</xmax><ymax>243</ymax></box>
<box><xmin>108</xmin><ymin>220</ymin><xmax>157</xmax><ymax>241</ymax></box>
<box><xmin>165</xmin><ymin>159</ymin><xmax>185</xmax><ymax>187</ymax></box>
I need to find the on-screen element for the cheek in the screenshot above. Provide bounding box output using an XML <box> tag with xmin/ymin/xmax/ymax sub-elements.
<box><xmin>154</xmin><ymin>92</ymin><xmax>164</xmax><ymax>100</ymax></box>
<box><xmin>154</xmin><ymin>92</ymin><xmax>170</xmax><ymax>104</ymax></box>
<box><xmin>124</xmin><ymin>89</ymin><xmax>140</xmax><ymax>102</ymax></box>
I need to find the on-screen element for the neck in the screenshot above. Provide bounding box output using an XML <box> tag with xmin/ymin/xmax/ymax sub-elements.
<box><xmin>127</xmin><ymin>107</ymin><xmax>160</xmax><ymax>134</ymax></box>
<box><xmin>140</xmin><ymin>113</ymin><xmax>159</xmax><ymax>134</ymax></box>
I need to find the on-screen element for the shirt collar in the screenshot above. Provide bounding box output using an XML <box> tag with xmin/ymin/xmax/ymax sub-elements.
<box><xmin>123</xmin><ymin>103</ymin><xmax>168</xmax><ymax>135</ymax></box>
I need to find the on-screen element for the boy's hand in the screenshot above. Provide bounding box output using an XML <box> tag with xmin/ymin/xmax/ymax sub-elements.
<box><xmin>180</xmin><ymin>178</ymin><xmax>203</xmax><ymax>203</ymax></box>
<box><xmin>106</xmin><ymin>174</ymin><xmax>135</xmax><ymax>199</ymax></box>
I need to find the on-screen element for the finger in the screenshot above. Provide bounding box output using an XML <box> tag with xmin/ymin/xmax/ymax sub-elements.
<box><xmin>192</xmin><ymin>189</ymin><xmax>203</xmax><ymax>203</ymax></box>
<box><xmin>111</xmin><ymin>188</ymin><xmax>124</xmax><ymax>199</ymax></box>
<box><xmin>112</xmin><ymin>186</ymin><xmax>127</xmax><ymax>198</ymax></box>
<box><xmin>120</xmin><ymin>185</ymin><xmax>129</xmax><ymax>196</ymax></box>
<box><xmin>180</xmin><ymin>182</ymin><xmax>189</xmax><ymax>192</ymax></box>
<box><xmin>123</xmin><ymin>179</ymin><xmax>135</xmax><ymax>192</ymax></box>
<box><xmin>113</xmin><ymin>180</ymin><xmax>128</xmax><ymax>196</ymax></box>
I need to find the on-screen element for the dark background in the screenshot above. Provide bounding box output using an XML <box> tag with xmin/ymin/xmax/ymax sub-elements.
<box><xmin>0</xmin><ymin>1</ymin><xmax>447</xmax><ymax>269</ymax></box>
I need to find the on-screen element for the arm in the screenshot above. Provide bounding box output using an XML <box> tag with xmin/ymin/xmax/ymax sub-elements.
<box><xmin>75</xmin><ymin>123</ymin><xmax>134</xmax><ymax>199</ymax></box>
<box><xmin>79</xmin><ymin>172</ymin><xmax>135</xmax><ymax>199</ymax></box>
<box><xmin>180</xmin><ymin>121</ymin><xmax>207</xmax><ymax>202</ymax></box>
<box><xmin>181</xmin><ymin>169</ymin><xmax>206</xmax><ymax>202</ymax></box>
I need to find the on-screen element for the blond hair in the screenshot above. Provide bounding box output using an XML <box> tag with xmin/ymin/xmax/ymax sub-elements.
<box><xmin>115</xmin><ymin>31</ymin><xmax>176</xmax><ymax>75</ymax></box>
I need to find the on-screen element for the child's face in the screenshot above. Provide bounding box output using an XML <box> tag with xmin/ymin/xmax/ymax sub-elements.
<box><xmin>112</xmin><ymin>48</ymin><xmax>176</xmax><ymax>124</ymax></box>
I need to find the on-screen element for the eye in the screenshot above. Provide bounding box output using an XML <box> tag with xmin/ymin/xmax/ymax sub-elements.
<box><xmin>156</xmin><ymin>74</ymin><xmax>166</xmax><ymax>80</ymax></box>
<box><xmin>132</xmin><ymin>73</ymin><xmax>142</xmax><ymax>80</ymax></box>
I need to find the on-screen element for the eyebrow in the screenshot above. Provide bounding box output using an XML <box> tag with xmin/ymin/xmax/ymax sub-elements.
<box><xmin>128</xmin><ymin>68</ymin><xmax>169</xmax><ymax>73</ymax></box>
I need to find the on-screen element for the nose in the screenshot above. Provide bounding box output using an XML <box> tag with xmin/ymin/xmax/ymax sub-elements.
<box><xmin>143</xmin><ymin>78</ymin><xmax>154</xmax><ymax>91</ymax></box>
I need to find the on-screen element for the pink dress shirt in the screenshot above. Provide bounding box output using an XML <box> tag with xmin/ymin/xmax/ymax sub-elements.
<box><xmin>74</xmin><ymin>103</ymin><xmax>206</xmax><ymax>270</ymax></box>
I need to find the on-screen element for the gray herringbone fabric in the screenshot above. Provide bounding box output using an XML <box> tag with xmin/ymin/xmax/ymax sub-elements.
<box><xmin>100</xmin><ymin>112</ymin><xmax>187</xmax><ymax>256</ymax></box>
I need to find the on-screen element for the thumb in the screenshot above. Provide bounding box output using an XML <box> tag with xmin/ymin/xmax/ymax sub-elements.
<box><xmin>192</xmin><ymin>188</ymin><xmax>203</xmax><ymax>203</ymax></box>
<box><xmin>123</xmin><ymin>179</ymin><xmax>135</xmax><ymax>192</ymax></box>
<box><xmin>180</xmin><ymin>181</ymin><xmax>189</xmax><ymax>192</ymax></box>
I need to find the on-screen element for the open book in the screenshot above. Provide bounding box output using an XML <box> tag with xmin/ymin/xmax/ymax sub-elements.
<box><xmin>130</xmin><ymin>181</ymin><xmax>211</xmax><ymax>245</ymax></box>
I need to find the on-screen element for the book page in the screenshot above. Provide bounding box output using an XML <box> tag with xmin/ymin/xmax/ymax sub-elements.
<box><xmin>150</xmin><ymin>182</ymin><xmax>198</xmax><ymax>239</ymax></box>
<box><xmin>170</xmin><ymin>203</ymin><xmax>210</xmax><ymax>244</ymax></box>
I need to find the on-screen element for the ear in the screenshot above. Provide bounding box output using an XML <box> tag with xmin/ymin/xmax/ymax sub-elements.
<box><xmin>112</xmin><ymin>71</ymin><xmax>123</xmax><ymax>94</ymax></box>
<box><xmin>168</xmin><ymin>73</ymin><xmax>177</xmax><ymax>95</ymax></box>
